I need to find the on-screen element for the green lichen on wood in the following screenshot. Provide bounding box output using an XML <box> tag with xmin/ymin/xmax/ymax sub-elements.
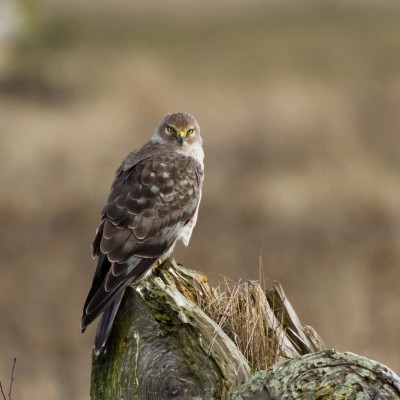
<box><xmin>90</xmin><ymin>291</ymin><xmax>143</xmax><ymax>399</ymax></box>
<box><xmin>232</xmin><ymin>350</ymin><xmax>400</xmax><ymax>400</ymax></box>
<box><xmin>90</xmin><ymin>259</ymin><xmax>399</xmax><ymax>400</ymax></box>
<box><xmin>91</xmin><ymin>259</ymin><xmax>250</xmax><ymax>400</ymax></box>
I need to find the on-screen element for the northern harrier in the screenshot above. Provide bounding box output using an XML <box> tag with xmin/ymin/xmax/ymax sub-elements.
<box><xmin>81</xmin><ymin>112</ymin><xmax>204</xmax><ymax>354</ymax></box>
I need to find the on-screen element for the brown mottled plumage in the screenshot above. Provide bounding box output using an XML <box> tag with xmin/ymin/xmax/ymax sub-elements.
<box><xmin>81</xmin><ymin>112</ymin><xmax>204</xmax><ymax>354</ymax></box>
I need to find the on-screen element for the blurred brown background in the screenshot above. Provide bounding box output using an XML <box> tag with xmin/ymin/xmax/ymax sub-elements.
<box><xmin>1</xmin><ymin>0</ymin><xmax>400</xmax><ymax>398</ymax></box>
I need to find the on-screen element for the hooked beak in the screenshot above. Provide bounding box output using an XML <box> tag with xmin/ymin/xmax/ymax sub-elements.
<box><xmin>177</xmin><ymin>130</ymin><xmax>186</xmax><ymax>145</ymax></box>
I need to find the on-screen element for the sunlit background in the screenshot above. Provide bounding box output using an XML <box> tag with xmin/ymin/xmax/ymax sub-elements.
<box><xmin>1</xmin><ymin>1</ymin><xmax>400</xmax><ymax>398</ymax></box>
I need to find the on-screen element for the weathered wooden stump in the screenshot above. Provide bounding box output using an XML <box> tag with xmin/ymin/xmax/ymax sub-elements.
<box><xmin>90</xmin><ymin>258</ymin><xmax>400</xmax><ymax>400</ymax></box>
<box><xmin>91</xmin><ymin>259</ymin><xmax>250</xmax><ymax>399</ymax></box>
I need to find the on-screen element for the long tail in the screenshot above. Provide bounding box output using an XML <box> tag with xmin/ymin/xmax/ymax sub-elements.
<box><xmin>93</xmin><ymin>292</ymin><xmax>124</xmax><ymax>355</ymax></box>
<box><xmin>81</xmin><ymin>254</ymin><xmax>157</xmax><ymax>354</ymax></box>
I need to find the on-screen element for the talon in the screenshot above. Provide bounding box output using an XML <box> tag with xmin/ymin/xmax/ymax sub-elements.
<box><xmin>153</xmin><ymin>259</ymin><xmax>163</xmax><ymax>270</ymax></box>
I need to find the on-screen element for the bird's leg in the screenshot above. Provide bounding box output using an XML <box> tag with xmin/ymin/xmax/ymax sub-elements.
<box><xmin>153</xmin><ymin>258</ymin><xmax>163</xmax><ymax>270</ymax></box>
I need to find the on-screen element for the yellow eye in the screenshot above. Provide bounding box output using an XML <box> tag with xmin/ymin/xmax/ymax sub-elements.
<box><xmin>166</xmin><ymin>126</ymin><xmax>175</xmax><ymax>133</ymax></box>
<box><xmin>187</xmin><ymin>129</ymin><xmax>194</xmax><ymax>135</ymax></box>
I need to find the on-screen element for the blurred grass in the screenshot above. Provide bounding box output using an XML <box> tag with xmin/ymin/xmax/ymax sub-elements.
<box><xmin>3</xmin><ymin>1</ymin><xmax>400</xmax><ymax>97</ymax></box>
<box><xmin>0</xmin><ymin>1</ymin><xmax>400</xmax><ymax>399</ymax></box>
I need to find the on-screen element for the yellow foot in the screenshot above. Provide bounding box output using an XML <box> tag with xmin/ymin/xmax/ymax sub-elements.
<box><xmin>153</xmin><ymin>259</ymin><xmax>163</xmax><ymax>270</ymax></box>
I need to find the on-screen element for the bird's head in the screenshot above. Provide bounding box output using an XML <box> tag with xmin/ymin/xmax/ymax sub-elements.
<box><xmin>153</xmin><ymin>112</ymin><xmax>202</xmax><ymax>147</ymax></box>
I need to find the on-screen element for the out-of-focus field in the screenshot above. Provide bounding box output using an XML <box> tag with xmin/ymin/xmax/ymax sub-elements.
<box><xmin>1</xmin><ymin>1</ymin><xmax>400</xmax><ymax>398</ymax></box>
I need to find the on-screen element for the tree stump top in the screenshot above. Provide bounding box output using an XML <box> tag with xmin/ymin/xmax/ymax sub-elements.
<box><xmin>90</xmin><ymin>258</ymin><xmax>399</xmax><ymax>400</ymax></box>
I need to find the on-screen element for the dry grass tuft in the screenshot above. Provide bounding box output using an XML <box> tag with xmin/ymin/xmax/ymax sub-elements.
<box><xmin>203</xmin><ymin>279</ymin><xmax>284</xmax><ymax>371</ymax></box>
<box><xmin>166</xmin><ymin>259</ymin><xmax>325</xmax><ymax>371</ymax></box>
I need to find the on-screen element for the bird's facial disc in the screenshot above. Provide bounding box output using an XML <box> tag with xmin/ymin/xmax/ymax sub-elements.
<box><xmin>157</xmin><ymin>113</ymin><xmax>200</xmax><ymax>146</ymax></box>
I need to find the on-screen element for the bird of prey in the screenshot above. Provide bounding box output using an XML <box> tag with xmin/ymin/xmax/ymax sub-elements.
<box><xmin>81</xmin><ymin>112</ymin><xmax>204</xmax><ymax>354</ymax></box>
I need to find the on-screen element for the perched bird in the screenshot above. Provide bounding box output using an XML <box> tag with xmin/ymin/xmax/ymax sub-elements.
<box><xmin>81</xmin><ymin>112</ymin><xmax>204</xmax><ymax>354</ymax></box>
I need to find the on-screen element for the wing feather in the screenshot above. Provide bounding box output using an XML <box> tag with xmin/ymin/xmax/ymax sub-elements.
<box><xmin>102</xmin><ymin>153</ymin><xmax>202</xmax><ymax>256</ymax></box>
